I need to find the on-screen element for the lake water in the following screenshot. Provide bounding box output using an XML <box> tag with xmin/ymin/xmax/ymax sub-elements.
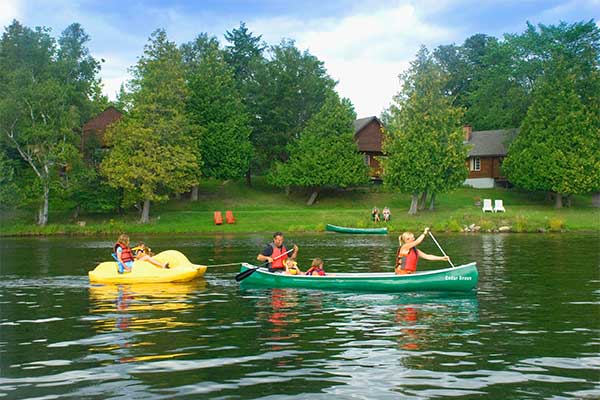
<box><xmin>0</xmin><ymin>233</ymin><xmax>598</xmax><ymax>399</ymax></box>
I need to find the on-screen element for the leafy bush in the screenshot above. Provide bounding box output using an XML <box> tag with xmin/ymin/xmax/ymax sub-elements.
<box><xmin>548</xmin><ymin>218</ymin><xmax>565</xmax><ymax>232</ymax></box>
<box><xmin>444</xmin><ymin>218</ymin><xmax>462</xmax><ymax>232</ymax></box>
<box><xmin>479</xmin><ymin>218</ymin><xmax>495</xmax><ymax>231</ymax></box>
<box><xmin>514</xmin><ymin>214</ymin><xmax>531</xmax><ymax>232</ymax></box>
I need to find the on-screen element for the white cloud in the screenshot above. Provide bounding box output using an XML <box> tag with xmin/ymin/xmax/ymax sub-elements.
<box><xmin>247</xmin><ymin>2</ymin><xmax>459</xmax><ymax>117</ymax></box>
<box><xmin>0</xmin><ymin>0</ymin><xmax>21</xmax><ymax>29</ymax></box>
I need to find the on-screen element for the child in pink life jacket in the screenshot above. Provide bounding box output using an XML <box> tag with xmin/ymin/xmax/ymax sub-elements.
<box><xmin>305</xmin><ymin>258</ymin><xmax>326</xmax><ymax>276</ymax></box>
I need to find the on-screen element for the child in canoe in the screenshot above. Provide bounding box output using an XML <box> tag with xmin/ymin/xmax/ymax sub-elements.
<box><xmin>132</xmin><ymin>242</ymin><xmax>170</xmax><ymax>269</ymax></box>
<box><xmin>305</xmin><ymin>258</ymin><xmax>326</xmax><ymax>276</ymax></box>
<box><xmin>284</xmin><ymin>258</ymin><xmax>302</xmax><ymax>275</ymax></box>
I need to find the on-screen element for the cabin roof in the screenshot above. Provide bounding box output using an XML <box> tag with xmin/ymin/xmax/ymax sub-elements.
<box><xmin>468</xmin><ymin>128</ymin><xmax>519</xmax><ymax>157</ymax></box>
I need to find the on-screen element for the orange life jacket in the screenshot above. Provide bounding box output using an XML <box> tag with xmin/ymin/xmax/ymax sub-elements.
<box><xmin>114</xmin><ymin>243</ymin><xmax>134</xmax><ymax>263</ymax></box>
<box><xmin>270</xmin><ymin>244</ymin><xmax>288</xmax><ymax>270</ymax></box>
<box><xmin>396</xmin><ymin>247</ymin><xmax>418</xmax><ymax>272</ymax></box>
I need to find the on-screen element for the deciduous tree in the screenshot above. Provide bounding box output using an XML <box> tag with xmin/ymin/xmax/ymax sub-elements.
<box><xmin>0</xmin><ymin>21</ymin><xmax>100</xmax><ymax>225</ymax></box>
<box><xmin>100</xmin><ymin>29</ymin><xmax>200</xmax><ymax>223</ymax></box>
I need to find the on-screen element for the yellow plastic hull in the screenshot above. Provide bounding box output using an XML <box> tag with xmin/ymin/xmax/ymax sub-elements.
<box><xmin>88</xmin><ymin>250</ymin><xmax>207</xmax><ymax>284</ymax></box>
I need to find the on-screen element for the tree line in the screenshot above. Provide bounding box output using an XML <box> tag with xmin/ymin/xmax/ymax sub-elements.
<box><xmin>381</xmin><ymin>20</ymin><xmax>599</xmax><ymax>213</ymax></box>
<box><xmin>0</xmin><ymin>21</ymin><xmax>366</xmax><ymax>224</ymax></box>
<box><xmin>0</xmin><ymin>20</ymin><xmax>598</xmax><ymax>224</ymax></box>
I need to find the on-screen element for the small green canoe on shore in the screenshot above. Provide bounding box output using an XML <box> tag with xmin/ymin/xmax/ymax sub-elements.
<box><xmin>326</xmin><ymin>224</ymin><xmax>388</xmax><ymax>234</ymax></box>
<box><xmin>238</xmin><ymin>262</ymin><xmax>478</xmax><ymax>292</ymax></box>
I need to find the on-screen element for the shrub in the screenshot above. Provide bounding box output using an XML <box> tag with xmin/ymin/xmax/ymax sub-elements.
<box><xmin>548</xmin><ymin>218</ymin><xmax>565</xmax><ymax>232</ymax></box>
<box><xmin>444</xmin><ymin>218</ymin><xmax>462</xmax><ymax>232</ymax></box>
<box><xmin>513</xmin><ymin>214</ymin><xmax>531</xmax><ymax>232</ymax></box>
<box><xmin>479</xmin><ymin>218</ymin><xmax>495</xmax><ymax>231</ymax></box>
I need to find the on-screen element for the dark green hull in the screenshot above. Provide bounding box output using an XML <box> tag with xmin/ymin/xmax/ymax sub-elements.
<box><xmin>239</xmin><ymin>262</ymin><xmax>478</xmax><ymax>292</ymax></box>
<box><xmin>325</xmin><ymin>224</ymin><xmax>388</xmax><ymax>234</ymax></box>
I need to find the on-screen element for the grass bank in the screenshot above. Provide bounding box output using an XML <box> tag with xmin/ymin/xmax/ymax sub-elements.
<box><xmin>1</xmin><ymin>178</ymin><xmax>598</xmax><ymax>236</ymax></box>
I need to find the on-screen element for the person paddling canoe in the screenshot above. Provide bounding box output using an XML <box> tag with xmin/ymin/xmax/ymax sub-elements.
<box><xmin>395</xmin><ymin>228</ymin><xmax>450</xmax><ymax>275</ymax></box>
<box><xmin>257</xmin><ymin>232</ymin><xmax>298</xmax><ymax>273</ymax></box>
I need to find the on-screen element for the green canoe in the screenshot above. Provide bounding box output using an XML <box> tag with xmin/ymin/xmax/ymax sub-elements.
<box><xmin>238</xmin><ymin>262</ymin><xmax>478</xmax><ymax>292</ymax></box>
<box><xmin>326</xmin><ymin>224</ymin><xmax>388</xmax><ymax>234</ymax></box>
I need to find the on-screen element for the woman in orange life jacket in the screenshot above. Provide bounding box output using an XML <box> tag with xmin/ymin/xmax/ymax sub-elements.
<box><xmin>132</xmin><ymin>242</ymin><xmax>169</xmax><ymax>269</ymax></box>
<box><xmin>257</xmin><ymin>232</ymin><xmax>299</xmax><ymax>273</ymax></box>
<box><xmin>305</xmin><ymin>258</ymin><xmax>326</xmax><ymax>276</ymax></box>
<box><xmin>114</xmin><ymin>234</ymin><xmax>135</xmax><ymax>273</ymax></box>
<box><xmin>395</xmin><ymin>227</ymin><xmax>450</xmax><ymax>275</ymax></box>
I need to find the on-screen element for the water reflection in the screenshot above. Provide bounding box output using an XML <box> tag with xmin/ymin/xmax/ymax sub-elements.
<box><xmin>88</xmin><ymin>281</ymin><xmax>205</xmax><ymax>363</ymax></box>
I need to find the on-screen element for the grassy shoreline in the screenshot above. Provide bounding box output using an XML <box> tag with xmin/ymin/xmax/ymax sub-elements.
<box><xmin>1</xmin><ymin>179</ymin><xmax>598</xmax><ymax>236</ymax></box>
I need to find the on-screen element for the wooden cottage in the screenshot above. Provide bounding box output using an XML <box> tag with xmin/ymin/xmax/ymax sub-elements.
<box><xmin>354</xmin><ymin>116</ymin><xmax>385</xmax><ymax>178</ymax></box>
<box><xmin>81</xmin><ymin>106</ymin><xmax>123</xmax><ymax>153</ymax></box>
<box><xmin>463</xmin><ymin>125</ymin><xmax>518</xmax><ymax>188</ymax></box>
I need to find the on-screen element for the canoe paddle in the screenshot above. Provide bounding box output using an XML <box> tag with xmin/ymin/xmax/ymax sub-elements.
<box><xmin>234</xmin><ymin>248</ymin><xmax>295</xmax><ymax>282</ymax></box>
<box><xmin>428</xmin><ymin>231</ymin><xmax>455</xmax><ymax>268</ymax></box>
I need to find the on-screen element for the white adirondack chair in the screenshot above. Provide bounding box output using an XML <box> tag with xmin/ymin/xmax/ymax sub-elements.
<box><xmin>494</xmin><ymin>199</ymin><xmax>506</xmax><ymax>212</ymax></box>
<box><xmin>482</xmin><ymin>198</ymin><xmax>493</xmax><ymax>213</ymax></box>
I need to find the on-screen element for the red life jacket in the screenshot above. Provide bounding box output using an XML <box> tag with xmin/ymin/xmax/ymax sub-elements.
<box><xmin>270</xmin><ymin>243</ymin><xmax>288</xmax><ymax>270</ymax></box>
<box><xmin>397</xmin><ymin>247</ymin><xmax>418</xmax><ymax>272</ymax></box>
<box><xmin>114</xmin><ymin>243</ymin><xmax>134</xmax><ymax>263</ymax></box>
<box><xmin>306</xmin><ymin>266</ymin><xmax>325</xmax><ymax>276</ymax></box>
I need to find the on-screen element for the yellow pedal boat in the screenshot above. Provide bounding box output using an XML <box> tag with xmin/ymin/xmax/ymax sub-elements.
<box><xmin>88</xmin><ymin>250</ymin><xmax>207</xmax><ymax>284</ymax></box>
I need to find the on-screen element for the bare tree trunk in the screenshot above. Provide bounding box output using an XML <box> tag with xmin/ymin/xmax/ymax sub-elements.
<box><xmin>307</xmin><ymin>189</ymin><xmax>319</xmax><ymax>206</ymax></box>
<box><xmin>593</xmin><ymin>192</ymin><xmax>600</xmax><ymax>208</ymax></box>
<box><xmin>429</xmin><ymin>193</ymin><xmax>436</xmax><ymax>210</ymax></box>
<box><xmin>554</xmin><ymin>193</ymin><xmax>563</xmax><ymax>209</ymax></box>
<box><xmin>245</xmin><ymin>169</ymin><xmax>252</xmax><ymax>187</ymax></box>
<box><xmin>285</xmin><ymin>186</ymin><xmax>291</xmax><ymax>196</ymax></box>
<box><xmin>408</xmin><ymin>193</ymin><xmax>419</xmax><ymax>215</ymax></box>
<box><xmin>37</xmin><ymin>184</ymin><xmax>49</xmax><ymax>226</ymax></box>
<box><xmin>418</xmin><ymin>191</ymin><xmax>428</xmax><ymax>211</ymax></box>
<box><xmin>191</xmin><ymin>185</ymin><xmax>198</xmax><ymax>201</ymax></box>
<box><xmin>72</xmin><ymin>204</ymin><xmax>81</xmax><ymax>220</ymax></box>
<box><xmin>565</xmin><ymin>195</ymin><xmax>572</xmax><ymax>207</ymax></box>
<box><xmin>140</xmin><ymin>199</ymin><xmax>150</xmax><ymax>223</ymax></box>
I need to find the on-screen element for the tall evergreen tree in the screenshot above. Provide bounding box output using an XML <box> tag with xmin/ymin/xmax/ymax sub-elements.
<box><xmin>186</xmin><ymin>42</ymin><xmax>253</xmax><ymax>192</ymax></box>
<box><xmin>224</xmin><ymin>22</ymin><xmax>266</xmax><ymax>185</ymax></box>
<box><xmin>382</xmin><ymin>47</ymin><xmax>468</xmax><ymax>215</ymax></box>
<box><xmin>269</xmin><ymin>94</ymin><xmax>368</xmax><ymax>205</ymax></box>
<box><xmin>100</xmin><ymin>29</ymin><xmax>201</xmax><ymax>223</ymax></box>
<box><xmin>502</xmin><ymin>58</ymin><xmax>600</xmax><ymax>208</ymax></box>
<box><xmin>252</xmin><ymin>39</ymin><xmax>336</xmax><ymax>172</ymax></box>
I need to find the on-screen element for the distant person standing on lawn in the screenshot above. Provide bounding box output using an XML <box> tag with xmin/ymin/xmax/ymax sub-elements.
<box><xmin>371</xmin><ymin>207</ymin><xmax>381</xmax><ymax>222</ymax></box>
<box><xmin>257</xmin><ymin>232</ymin><xmax>299</xmax><ymax>273</ymax></box>
<box><xmin>383</xmin><ymin>207</ymin><xmax>391</xmax><ymax>222</ymax></box>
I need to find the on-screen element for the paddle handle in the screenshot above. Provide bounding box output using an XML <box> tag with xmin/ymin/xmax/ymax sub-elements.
<box><xmin>234</xmin><ymin>247</ymin><xmax>295</xmax><ymax>282</ymax></box>
<box><xmin>428</xmin><ymin>231</ymin><xmax>455</xmax><ymax>268</ymax></box>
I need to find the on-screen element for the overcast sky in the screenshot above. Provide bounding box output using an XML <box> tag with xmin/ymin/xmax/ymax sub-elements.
<box><xmin>2</xmin><ymin>0</ymin><xmax>598</xmax><ymax>117</ymax></box>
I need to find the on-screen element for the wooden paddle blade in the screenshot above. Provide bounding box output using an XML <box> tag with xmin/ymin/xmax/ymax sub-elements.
<box><xmin>235</xmin><ymin>267</ymin><xmax>258</xmax><ymax>282</ymax></box>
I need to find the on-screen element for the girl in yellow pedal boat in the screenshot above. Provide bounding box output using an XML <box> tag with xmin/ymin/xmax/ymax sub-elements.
<box><xmin>132</xmin><ymin>242</ymin><xmax>170</xmax><ymax>269</ymax></box>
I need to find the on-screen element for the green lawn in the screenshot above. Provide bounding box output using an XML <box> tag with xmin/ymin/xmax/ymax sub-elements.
<box><xmin>1</xmin><ymin>178</ymin><xmax>598</xmax><ymax>235</ymax></box>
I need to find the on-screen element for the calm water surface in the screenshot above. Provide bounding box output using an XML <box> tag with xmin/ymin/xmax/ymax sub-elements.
<box><xmin>0</xmin><ymin>233</ymin><xmax>598</xmax><ymax>399</ymax></box>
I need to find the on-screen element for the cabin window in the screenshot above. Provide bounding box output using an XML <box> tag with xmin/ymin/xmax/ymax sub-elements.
<box><xmin>470</xmin><ymin>157</ymin><xmax>481</xmax><ymax>171</ymax></box>
<box><xmin>363</xmin><ymin>154</ymin><xmax>370</xmax><ymax>166</ymax></box>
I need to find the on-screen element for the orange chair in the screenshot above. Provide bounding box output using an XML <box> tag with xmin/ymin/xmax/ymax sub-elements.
<box><xmin>213</xmin><ymin>211</ymin><xmax>223</xmax><ymax>225</ymax></box>
<box><xmin>225</xmin><ymin>210</ymin><xmax>235</xmax><ymax>224</ymax></box>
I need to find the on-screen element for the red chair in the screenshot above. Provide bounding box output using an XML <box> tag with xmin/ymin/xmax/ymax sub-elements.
<box><xmin>225</xmin><ymin>210</ymin><xmax>235</xmax><ymax>224</ymax></box>
<box><xmin>213</xmin><ymin>211</ymin><xmax>223</xmax><ymax>225</ymax></box>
